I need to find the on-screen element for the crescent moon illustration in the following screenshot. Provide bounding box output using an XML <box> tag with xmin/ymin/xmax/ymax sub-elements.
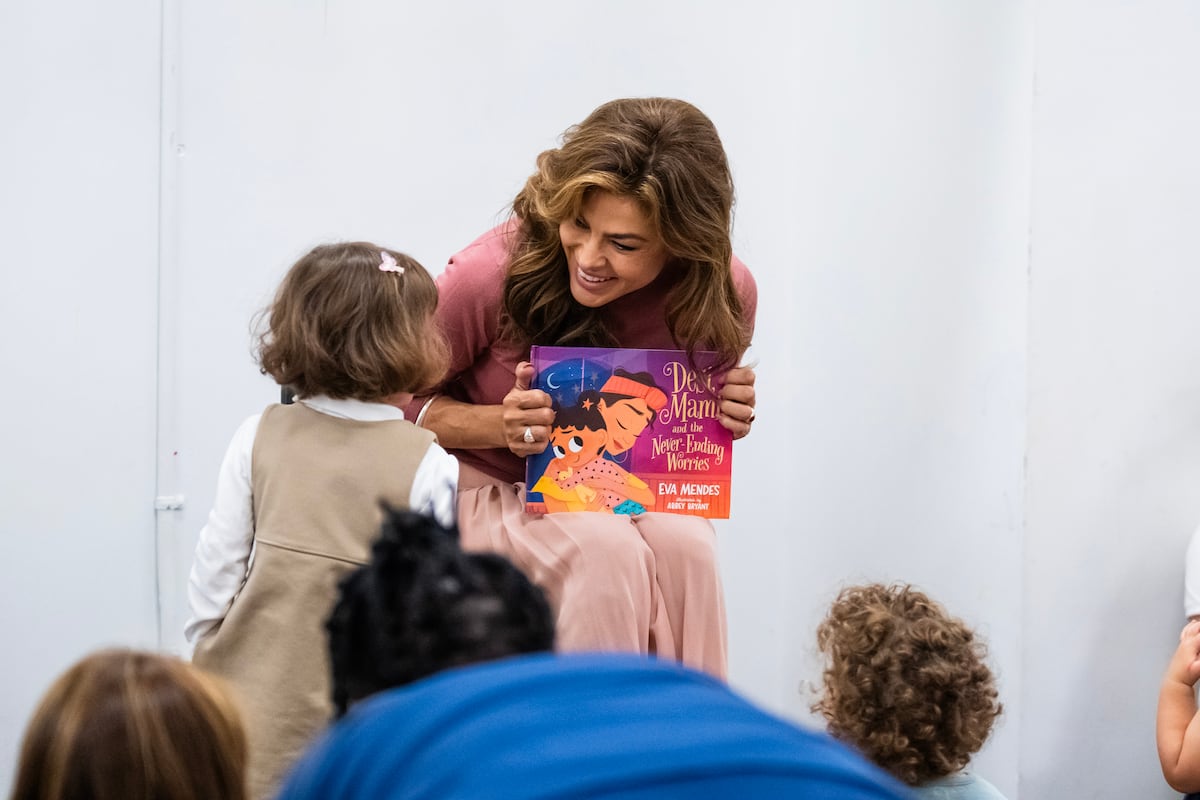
<box><xmin>546</xmin><ymin>371</ymin><xmax>561</xmax><ymax>390</ymax></box>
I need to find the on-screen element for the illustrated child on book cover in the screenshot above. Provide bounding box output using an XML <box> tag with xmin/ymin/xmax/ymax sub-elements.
<box><xmin>530</xmin><ymin>389</ymin><xmax>658</xmax><ymax>514</ymax></box>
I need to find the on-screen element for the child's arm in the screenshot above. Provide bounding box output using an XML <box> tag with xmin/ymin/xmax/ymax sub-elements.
<box><xmin>530</xmin><ymin>474</ymin><xmax>584</xmax><ymax>513</ymax></box>
<box><xmin>1157</xmin><ymin>620</ymin><xmax>1200</xmax><ymax>791</ymax></box>
<box><xmin>184</xmin><ymin>415</ymin><xmax>259</xmax><ymax>646</ymax></box>
<box><xmin>409</xmin><ymin>443</ymin><xmax>459</xmax><ymax>528</ymax></box>
<box><xmin>580</xmin><ymin>463</ymin><xmax>655</xmax><ymax>509</ymax></box>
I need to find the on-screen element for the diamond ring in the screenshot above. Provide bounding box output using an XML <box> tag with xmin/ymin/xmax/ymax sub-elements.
<box><xmin>523</xmin><ymin>426</ymin><xmax>534</xmax><ymax>444</ymax></box>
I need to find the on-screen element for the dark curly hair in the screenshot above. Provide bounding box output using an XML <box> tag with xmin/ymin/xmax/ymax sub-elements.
<box><xmin>812</xmin><ymin>583</ymin><xmax>1002</xmax><ymax>786</ymax></box>
<box><xmin>326</xmin><ymin>507</ymin><xmax>555</xmax><ymax>717</ymax></box>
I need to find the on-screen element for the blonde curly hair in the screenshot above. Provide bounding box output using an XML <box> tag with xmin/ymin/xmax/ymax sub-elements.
<box><xmin>812</xmin><ymin>583</ymin><xmax>1002</xmax><ymax>786</ymax></box>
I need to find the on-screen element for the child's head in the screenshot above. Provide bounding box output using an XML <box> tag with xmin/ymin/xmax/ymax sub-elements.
<box><xmin>11</xmin><ymin>649</ymin><xmax>247</xmax><ymax>800</ymax></box>
<box><xmin>813</xmin><ymin>583</ymin><xmax>1002</xmax><ymax>787</ymax></box>
<box><xmin>257</xmin><ymin>243</ymin><xmax>447</xmax><ymax>402</ymax></box>
<box><xmin>548</xmin><ymin>397</ymin><xmax>608</xmax><ymax>470</ymax></box>
<box><xmin>326</xmin><ymin>507</ymin><xmax>555</xmax><ymax>717</ymax></box>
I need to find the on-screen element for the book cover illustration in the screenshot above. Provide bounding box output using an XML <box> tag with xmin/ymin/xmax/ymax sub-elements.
<box><xmin>524</xmin><ymin>346</ymin><xmax>733</xmax><ymax>519</ymax></box>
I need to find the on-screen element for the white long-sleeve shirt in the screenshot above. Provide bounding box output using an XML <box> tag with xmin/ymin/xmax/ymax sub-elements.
<box><xmin>184</xmin><ymin>395</ymin><xmax>458</xmax><ymax>644</ymax></box>
<box><xmin>1186</xmin><ymin>522</ymin><xmax>1200</xmax><ymax>619</ymax></box>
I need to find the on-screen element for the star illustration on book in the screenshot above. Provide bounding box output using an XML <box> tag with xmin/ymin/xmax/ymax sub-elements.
<box><xmin>581</xmin><ymin>398</ymin><xmax>593</xmax><ymax>410</ymax></box>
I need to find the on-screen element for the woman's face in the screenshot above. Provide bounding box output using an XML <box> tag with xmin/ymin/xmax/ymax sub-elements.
<box><xmin>597</xmin><ymin>397</ymin><xmax>653</xmax><ymax>454</ymax></box>
<box><xmin>559</xmin><ymin>190</ymin><xmax>669</xmax><ymax>308</ymax></box>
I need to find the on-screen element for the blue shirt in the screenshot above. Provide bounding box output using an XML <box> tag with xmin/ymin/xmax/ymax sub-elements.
<box><xmin>278</xmin><ymin>652</ymin><xmax>912</xmax><ymax>800</ymax></box>
<box><xmin>915</xmin><ymin>770</ymin><xmax>1008</xmax><ymax>800</ymax></box>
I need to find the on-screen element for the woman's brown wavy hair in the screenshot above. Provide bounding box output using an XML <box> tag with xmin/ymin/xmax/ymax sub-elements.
<box><xmin>504</xmin><ymin>97</ymin><xmax>749</xmax><ymax>373</ymax></box>
<box><xmin>812</xmin><ymin>583</ymin><xmax>1003</xmax><ymax>786</ymax></box>
<box><xmin>11</xmin><ymin>649</ymin><xmax>247</xmax><ymax>800</ymax></box>
<box><xmin>257</xmin><ymin>242</ymin><xmax>447</xmax><ymax>401</ymax></box>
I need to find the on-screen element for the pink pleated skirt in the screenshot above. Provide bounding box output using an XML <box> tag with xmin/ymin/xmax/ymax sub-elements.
<box><xmin>456</xmin><ymin>463</ymin><xmax>728</xmax><ymax>679</ymax></box>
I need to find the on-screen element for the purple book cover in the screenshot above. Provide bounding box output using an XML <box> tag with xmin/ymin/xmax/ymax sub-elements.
<box><xmin>524</xmin><ymin>346</ymin><xmax>733</xmax><ymax>519</ymax></box>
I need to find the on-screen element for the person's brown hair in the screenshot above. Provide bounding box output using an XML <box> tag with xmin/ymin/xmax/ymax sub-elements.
<box><xmin>504</xmin><ymin>97</ymin><xmax>749</xmax><ymax>372</ymax></box>
<box><xmin>812</xmin><ymin>583</ymin><xmax>1003</xmax><ymax>786</ymax></box>
<box><xmin>257</xmin><ymin>242</ymin><xmax>447</xmax><ymax>401</ymax></box>
<box><xmin>10</xmin><ymin>649</ymin><xmax>248</xmax><ymax>800</ymax></box>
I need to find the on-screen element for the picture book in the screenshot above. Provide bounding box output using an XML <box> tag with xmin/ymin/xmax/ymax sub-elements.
<box><xmin>524</xmin><ymin>345</ymin><xmax>734</xmax><ymax>519</ymax></box>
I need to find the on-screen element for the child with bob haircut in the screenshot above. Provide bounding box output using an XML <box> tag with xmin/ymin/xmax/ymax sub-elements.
<box><xmin>185</xmin><ymin>242</ymin><xmax>459</xmax><ymax>799</ymax></box>
<box><xmin>10</xmin><ymin>648</ymin><xmax>247</xmax><ymax>800</ymax></box>
<box><xmin>813</xmin><ymin>583</ymin><xmax>1007</xmax><ymax>799</ymax></box>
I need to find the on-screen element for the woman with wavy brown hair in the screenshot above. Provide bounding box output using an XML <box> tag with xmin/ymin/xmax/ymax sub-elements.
<box><xmin>10</xmin><ymin>649</ymin><xmax>247</xmax><ymax>800</ymax></box>
<box><xmin>813</xmin><ymin>583</ymin><xmax>1007</xmax><ymax>799</ymax></box>
<box><xmin>406</xmin><ymin>97</ymin><xmax>758</xmax><ymax>678</ymax></box>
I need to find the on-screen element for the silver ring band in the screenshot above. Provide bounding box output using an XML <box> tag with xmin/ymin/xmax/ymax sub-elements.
<box><xmin>523</xmin><ymin>426</ymin><xmax>534</xmax><ymax>443</ymax></box>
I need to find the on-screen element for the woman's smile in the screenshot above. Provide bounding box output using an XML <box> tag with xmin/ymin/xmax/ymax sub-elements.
<box><xmin>576</xmin><ymin>268</ymin><xmax>616</xmax><ymax>286</ymax></box>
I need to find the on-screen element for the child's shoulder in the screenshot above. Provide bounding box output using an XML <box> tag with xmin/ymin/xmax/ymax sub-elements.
<box><xmin>231</xmin><ymin>409</ymin><xmax>267</xmax><ymax>441</ymax></box>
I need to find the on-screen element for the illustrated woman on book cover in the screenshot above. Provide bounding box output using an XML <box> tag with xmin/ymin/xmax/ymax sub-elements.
<box><xmin>593</xmin><ymin>370</ymin><xmax>666</xmax><ymax>456</ymax></box>
<box><xmin>403</xmin><ymin>97</ymin><xmax>758</xmax><ymax>679</ymax></box>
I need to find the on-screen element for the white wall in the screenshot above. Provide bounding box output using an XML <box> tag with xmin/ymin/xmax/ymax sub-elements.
<box><xmin>0</xmin><ymin>0</ymin><xmax>162</xmax><ymax>788</ymax></box>
<box><xmin>726</xmin><ymin>9</ymin><xmax>1031</xmax><ymax>798</ymax></box>
<box><xmin>6</xmin><ymin>1</ymin><xmax>1200</xmax><ymax>797</ymax></box>
<box><xmin>1023</xmin><ymin>2</ymin><xmax>1200</xmax><ymax>797</ymax></box>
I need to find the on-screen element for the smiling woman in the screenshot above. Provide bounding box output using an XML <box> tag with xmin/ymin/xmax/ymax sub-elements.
<box><xmin>405</xmin><ymin>97</ymin><xmax>759</xmax><ymax>677</ymax></box>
